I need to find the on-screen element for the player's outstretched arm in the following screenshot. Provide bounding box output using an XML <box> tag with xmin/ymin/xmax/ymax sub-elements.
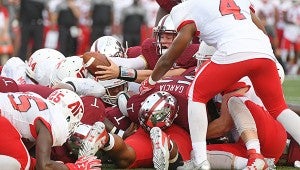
<box><xmin>35</xmin><ymin>120</ymin><xmax>70</xmax><ymax>170</ymax></box>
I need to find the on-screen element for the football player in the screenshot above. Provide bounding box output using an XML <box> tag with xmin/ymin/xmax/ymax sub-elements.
<box><xmin>77</xmin><ymin>91</ymin><xmax>192</xmax><ymax>170</ymax></box>
<box><xmin>139</xmin><ymin>0</ymin><xmax>300</xmax><ymax>169</ymax></box>
<box><xmin>93</xmin><ymin>14</ymin><xmax>198</xmax><ymax>85</ymax></box>
<box><xmin>0</xmin><ymin>89</ymin><xmax>101</xmax><ymax>169</ymax></box>
<box><xmin>1</xmin><ymin>48</ymin><xmax>65</xmax><ymax>86</ymax></box>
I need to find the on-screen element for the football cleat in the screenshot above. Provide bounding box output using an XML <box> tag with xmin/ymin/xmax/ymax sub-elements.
<box><xmin>177</xmin><ymin>159</ymin><xmax>211</xmax><ymax>170</ymax></box>
<box><xmin>79</xmin><ymin>121</ymin><xmax>108</xmax><ymax>157</ymax></box>
<box><xmin>243</xmin><ymin>149</ymin><xmax>268</xmax><ymax>170</ymax></box>
<box><xmin>150</xmin><ymin>127</ymin><xmax>170</xmax><ymax>170</ymax></box>
<box><xmin>264</xmin><ymin>158</ymin><xmax>276</xmax><ymax>170</ymax></box>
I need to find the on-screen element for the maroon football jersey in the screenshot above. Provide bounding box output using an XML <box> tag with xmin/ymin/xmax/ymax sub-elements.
<box><xmin>105</xmin><ymin>107</ymin><xmax>132</xmax><ymax>131</ymax></box>
<box><xmin>0</xmin><ymin>76</ymin><xmax>19</xmax><ymax>92</ymax></box>
<box><xmin>126</xmin><ymin>46</ymin><xmax>142</xmax><ymax>58</ymax></box>
<box><xmin>81</xmin><ymin>96</ymin><xmax>106</xmax><ymax>125</ymax></box>
<box><xmin>156</xmin><ymin>0</ymin><xmax>181</xmax><ymax>13</ymax></box>
<box><xmin>141</xmin><ymin>38</ymin><xmax>198</xmax><ymax>70</ymax></box>
<box><xmin>18</xmin><ymin>84</ymin><xmax>55</xmax><ymax>98</ymax></box>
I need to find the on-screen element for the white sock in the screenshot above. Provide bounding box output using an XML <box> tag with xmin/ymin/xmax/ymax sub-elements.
<box><xmin>188</xmin><ymin>101</ymin><xmax>208</xmax><ymax>164</ymax></box>
<box><xmin>245</xmin><ymin>139</ymin><xmax>261</xmax><ymax>154</ymax></box>
<box><xmin>277</xmin><ymin>109</ymin><xmax>300</xmax><ymax>145</ymax></box>
<box><xmin>192</xmin><ymin>141</ymin><xmax>208</xmax><ymax>164</ymax></box>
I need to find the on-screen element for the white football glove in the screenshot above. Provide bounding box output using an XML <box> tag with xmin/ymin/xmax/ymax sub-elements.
<box><xmin>78</xmin><ymin>122</ymin><xmax>108</xmax><ymax>157</ymax></box>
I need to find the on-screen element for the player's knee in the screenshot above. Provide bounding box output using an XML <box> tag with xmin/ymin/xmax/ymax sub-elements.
<box><xmin>0</xmin><ymin>155</ymin><xmax>22</xmax><ymax>170</ymax></box>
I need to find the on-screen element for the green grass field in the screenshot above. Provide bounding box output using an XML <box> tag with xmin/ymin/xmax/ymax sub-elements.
<box><xmin>283</xmin><ymin>75</ymin><xmax>300</xmax><ymax>105</ymax></box>
<box><xmin>103</xmin><ymin>76</ymin><xmax>300</xmax><ymax>170</ymax></box>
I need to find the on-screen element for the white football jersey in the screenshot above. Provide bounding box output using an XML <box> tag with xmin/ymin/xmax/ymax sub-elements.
<box><xmin>170</xmin><ymin>0</ymin><xmax>276</xmax><ymax>64</ymax></box>
<box><xmin>1</xmin><ymin>57</ymin><xmax>35</xmax><ymax>85</ymax></box>
<box><xmin>0</xmin><ymin>92</ymin><xmax>69</xmax><ymax>146</ymax></box>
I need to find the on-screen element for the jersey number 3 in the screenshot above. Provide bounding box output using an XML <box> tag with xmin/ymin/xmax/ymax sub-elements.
<box><xmin>219</xmin><ymin>0</ymin><xmax>246</xmax><ymax>20</ymax></box>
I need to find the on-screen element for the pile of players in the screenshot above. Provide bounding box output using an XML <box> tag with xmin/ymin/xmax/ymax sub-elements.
<box><xmin>0</xmin><ymin>6</ymin><xmax>299</xmax><ymax>170</ymax></box>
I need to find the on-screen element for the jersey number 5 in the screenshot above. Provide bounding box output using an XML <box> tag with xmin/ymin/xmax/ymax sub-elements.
<box><xmin>8</xmin><ymin>94</ymin><xmax>48</xmax><ymax>112</ymax></box>
<box><xmin>219</xmin><ymin>0</ymin><xmax>246</xmax><ymax>20</ymax></box>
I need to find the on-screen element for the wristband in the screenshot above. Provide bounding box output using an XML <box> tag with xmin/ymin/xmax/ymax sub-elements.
<box><xmin>110</xmin><ymin>126</ymin><xmax>117</xmax><ymax>134</ymax></box>
<box><xmin>114</xmin><ymin>128</ymin><xmax>125</xmax><ymax>138</ymax></box>
<box><xmin>117</xmin><ymin>129</ymin><xmax>125</xmax><ymax>138</ymax></box>
<box><xmin>118</xmin><ymin>66</ymin><xmax>137</xmax><ymax>82</ymax></box>
<box><xmin>148</xmin><ymin>76</ymin><xmax>156</xmax><ymax>85</ymax></box>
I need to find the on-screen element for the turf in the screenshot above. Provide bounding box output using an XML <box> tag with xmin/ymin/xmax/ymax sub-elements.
<box><xmin>283</xmin><ymin>75</ymin><xmax>300</xmax><ymax>105</ymax></box>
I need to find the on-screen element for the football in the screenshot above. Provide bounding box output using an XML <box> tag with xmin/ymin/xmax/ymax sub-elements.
<box><xmin>82</xmin><ymin>51</ymin><xmax>111</xmax><ymax>76</ymax></box>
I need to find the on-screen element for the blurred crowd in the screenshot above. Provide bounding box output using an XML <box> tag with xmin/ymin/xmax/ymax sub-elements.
<box><xmin>0</xmin><ymin>0</ymin><xmax>158</xmax><ymax>64</ymax></box>
<box><xmin>252</xmin><ymin>0</ymin><xmax>300</xmax><ymax>75</ymax></box>
<box><xmin>1</xmin><ymin>0</ymin><xmax>300</xmax><ymax>76</ymax></box>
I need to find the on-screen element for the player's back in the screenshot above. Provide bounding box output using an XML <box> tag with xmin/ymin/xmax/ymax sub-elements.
<box><xmin>171</xmin><ymin>0</ymin><xmax>274</xmax><ymax>58</ymax></box>
<box><xmin>0</xmin><ymin>92</ymin><xmax>68</xmax><ymax>145</ymax></box>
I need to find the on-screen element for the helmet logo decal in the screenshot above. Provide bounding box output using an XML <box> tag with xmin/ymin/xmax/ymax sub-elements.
<box><xmin>68</xmin><ymin>101</ymin><xmax>84</xmax><ymax>117</ymax></box>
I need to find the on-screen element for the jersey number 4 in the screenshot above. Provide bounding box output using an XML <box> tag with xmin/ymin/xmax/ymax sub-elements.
<box><xmin>219</xmin><ymin>0</ymin><xmax>246</xmax><ymax>20</ymax></box>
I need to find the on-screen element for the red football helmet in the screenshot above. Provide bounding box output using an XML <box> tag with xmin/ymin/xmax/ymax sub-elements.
<box><xmin>138</xmin><ymin>91</ymin><xmax>179</xmax><ymax>132</ymax></box>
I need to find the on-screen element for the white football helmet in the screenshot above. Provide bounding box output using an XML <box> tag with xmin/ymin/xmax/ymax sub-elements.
<box><xmin>50</xmin><ymin>56</ymin><xmax>88</xmax><ymax>87</ymax></box>
<box><xmin>139</xmin><ymin>91</ymin><xmax>179</xmax><ymax>132</ymax></box>
<box><xmin>97</xmin><ymin>78</ymin><xmax>128</xmax><ymax>106</ymax></box>
<box><xmin>153</xmin><ymin>14</ymin><xmax>177</xmax><ymax>56</ymax></box>
<box><xmin>90</xmin><ymin>36</ymin><xmax>126</xmax><ymax>58</ymax></box>
<box><xmin>25</xmin><ymin>48</ymin><xmax>65</xmax><ymax>86</ymax></box>
<box><xmin>47</xmin><ymin>89</ymin><xmax>84</xmax><ymax>137</ymax></box>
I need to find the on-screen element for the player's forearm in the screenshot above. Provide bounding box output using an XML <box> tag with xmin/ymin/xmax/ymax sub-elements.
<box><xmin>251</xmin><ymin>11</ymin><xmax>267</xmax><ymax>34</ymax></box>
<box><xmin>207</xmin><ymin>118</ymin><xmax>232</xmax><ymax>139</ymax></box>
<box><xmin>135</xmin><ymin>70</ymin><xmax>153</xmax><ymax>83</ymax></box>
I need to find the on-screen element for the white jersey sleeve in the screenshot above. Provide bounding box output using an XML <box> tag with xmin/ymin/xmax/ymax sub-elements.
<box><xmin>110</xmin><ymin>56</ymin><xmax>147</xmax><ymax>70</ymax></box>
<box><xmin>0</xmin><ymin>92</ymin><xmax>69</xmax><ymax>146</ymax></box>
